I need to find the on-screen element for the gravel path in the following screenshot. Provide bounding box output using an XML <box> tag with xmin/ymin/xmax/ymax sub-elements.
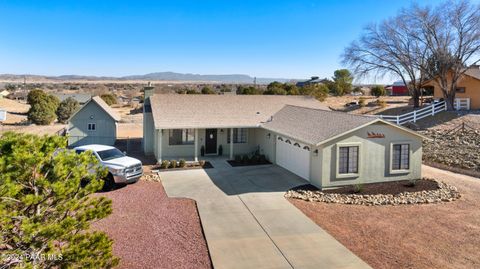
<box><xmin>289</xmin><ymin>165</ymin><xmax>480</xmax><ymax>269</ymax></box>
<box><xmin>92</xmin><ymin>180</ymin><xmax>212</xmax><ymax>269</ymax></box>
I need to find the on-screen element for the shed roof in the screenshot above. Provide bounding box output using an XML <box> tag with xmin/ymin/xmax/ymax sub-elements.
<box><xmin>149</xmin><ymin>94</ymin><xmax>328</xmax><ymax>129</ymax></box>
<box><xmin>54</xmin><ymin>93</ymin><xmax>92</xmax><ymax>103</ymax></box>
<box><xmin>261</xmin><ymin>105</ymin><xmax>378</xmax><ymax>145</ymax></box>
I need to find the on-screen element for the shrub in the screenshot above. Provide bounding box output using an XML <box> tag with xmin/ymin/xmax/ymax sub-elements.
<box><xmin>242</xmin><ymin>154</ymin><xmax>250</xmax><ymax>163</ymax></box>
<box><xmin>359</xmin><ymin>97</ymin><xmax>366</xmax><ymax>107</ymax></box>
<box><xmin>179</xmin><ymin>159</ymin><xmax>186</xmax><ymax>168</ymax></box>
<box><xmin>100</xmin><ymin>94</ymin><xmax>117</xmax><ymax>106</ymax></box>
<box><xmin>201</xmin><ymin>86</ymin><xmax>215</xmax><ymax>94</ymax></box>
<box><xmin>406</xmin><ymin>178</ymin><xmax>419</xmax><ymax>187</ymax></box>
<box><xmin>198</xmin><ymin>160</ymin><xmax>206</xmax><ymax>167</ymax></box>
<box><xmin>371</xmin><ymin>85</ymin><xmax>386</xmax><ymax>97</ymax></box>
<box><xmin>0</xmin><ymin>132</ymin><xmax>119</xmax><ymax>268</ymax></box>
<box><xmin>234</xmin><ymin>155</ymin><xmax>242</xmax><ymax>162</ymax></box>
<box><xmin>377</xmin><ymin>99</ymin><xmax>387</xmax><ymax>108</ymax></box>
<box><xmin>56</xmin><ymin>97</ymin><xmax>80</xmax><ymax>123</ymax></box>
<box><xmin>169</xmin><ymin>160</ymin><xmax>178</xmax><ymax>168</ymax></box>
<box><xmin>259</xmin><ymin>154</ymin><xmax>267</xmax><ymax>163</ymax></box>
<box><xmin>160</xmin><ymin>160</ymin><xmax>170</xmax><ymax>169</ymax></box>
<box><xmin>353</xmin><ymin>184</ymin><xmax>364</xmax><ymax>193</ymax></box>
<box><xmin>251</xmin><ymin>155</ymin><xmax>260</xmax><ymax>164</ymax></box>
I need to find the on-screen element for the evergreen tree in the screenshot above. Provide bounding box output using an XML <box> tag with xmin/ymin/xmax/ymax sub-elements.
<box><xmin>27</xmin><ymin>90</ymin><xmax>59</xmax><ymax>125</ymax></box>
<box><xmin>56</xmin><ymin>97</ymin><xmax>80</xmax><ymax>123</ymax></box>
<box><xmin>0</xmin><ymin>132</ymin><xmax>119</xmax><ymax>268</ymax></box>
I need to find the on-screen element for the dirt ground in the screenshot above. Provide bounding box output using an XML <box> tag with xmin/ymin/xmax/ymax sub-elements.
<box><xmin>0</xmin><ymin>98</ymin><xmax>29</xmax><ymax>124</ymax></box>
<box><xmin>92</xmin><ymin>180</ymin><xmax>211</xmax><ymax>269</ymax></box>
<box><xmin>416</xmin><ymin>110</ymin><xmax>480</xmax><ymax>130</ymax></box>
<box><xmin>289</xmin><ymin>165</ymin><xmax>480</xmax><ymax>269</ymax></box>
<box><xmin>324</xmin><ymin>95</ymin><xmax>415</xmax><ymax>115</ymax></box>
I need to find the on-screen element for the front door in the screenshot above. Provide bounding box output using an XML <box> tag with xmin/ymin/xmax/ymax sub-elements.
<box><xmin>205</xmin><ymin>129</ymin><xmax>217</xmax><ymax>154</ymax></box>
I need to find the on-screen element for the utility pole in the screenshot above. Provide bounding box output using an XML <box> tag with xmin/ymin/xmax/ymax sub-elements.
<box><xmin>23</xmin><ymin>75</ymin><xmax>27</xmax><ymax>101</ymax></box>
<box><xmin>253</xmin><ymin>77</ymin><xmax>257</xmax><ymax>88</ymax></box>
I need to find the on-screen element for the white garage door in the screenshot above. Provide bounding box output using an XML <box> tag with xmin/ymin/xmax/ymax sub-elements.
<box><xmin>275</xmin><ymin>136</ymin><xmax>310</xmax><ymax>181</ymax></box>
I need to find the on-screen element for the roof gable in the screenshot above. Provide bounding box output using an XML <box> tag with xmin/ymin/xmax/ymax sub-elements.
<box><xmin>261</xmin><ymin>105</ymin><xmax>377</xmax><ymax>145</ymax></box>
<box><xmin>69</xmin><ymin>96</ymin><xmax>121</xmax><ymax>122</ymax></box>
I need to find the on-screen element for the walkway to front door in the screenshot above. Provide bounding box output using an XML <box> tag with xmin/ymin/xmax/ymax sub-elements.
<box><xmin>159</xmin><ymin>159</ymin><xmax>371</xmax><ymax>269</ymax></box>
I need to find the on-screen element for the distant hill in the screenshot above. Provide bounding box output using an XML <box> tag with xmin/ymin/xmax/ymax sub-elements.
<box><xmin>0</xmin><ymin>72</ymin><xmax>294</xmax><ymax>84</ymax></box>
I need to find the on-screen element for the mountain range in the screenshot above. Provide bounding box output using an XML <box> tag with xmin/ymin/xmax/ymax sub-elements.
<box><xmin>0</xmin><ymin>72</ymin><xmax>296</xmax><ymax>84</ymax></box>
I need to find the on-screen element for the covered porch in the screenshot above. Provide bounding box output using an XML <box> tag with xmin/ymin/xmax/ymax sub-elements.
<box><xmin>152</xmin><ymin>127</ymin><xmax>275</xmax><ymax>162</ymax></box>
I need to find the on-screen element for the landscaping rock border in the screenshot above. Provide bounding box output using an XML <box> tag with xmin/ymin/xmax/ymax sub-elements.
<box><xmin>285</xmin><ymin>178</ymin><xmax>461</xmax><ymax>206</ymax></box>
<box><xmin>141</xmin><ymin>173</ymin><xmax>161</xmax><ymax>182</ymax></box>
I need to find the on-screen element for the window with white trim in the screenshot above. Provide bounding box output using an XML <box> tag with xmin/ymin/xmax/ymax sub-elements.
<box><xmin>392</xmin><ymin>144</ymin><xmax>409</xmax><ymax>170</ymax></box>
<box><xmin>169</xmin><ymin>129</ymin><xmax>195</xmax><ymax>145</ymax></box>
<box><xmin>338</xmin><ymin>146</ymin><xmax>359</xmax><ymax>174</ymax></box>
<box><xmin>87</xmin><ymin>123</ymin><xmax>96</xmax><ymax>131</ymax></box>
<box><xmin>227</xmin><ymin>128</ymin><xmax>247</xmax><ymax>143</ymax></box>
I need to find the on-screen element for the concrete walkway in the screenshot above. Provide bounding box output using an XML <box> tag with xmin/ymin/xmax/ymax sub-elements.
<box><xmin>159</xmin><ymin>159</ymin><xmax>370</xmax><ymax>269</ymax></box>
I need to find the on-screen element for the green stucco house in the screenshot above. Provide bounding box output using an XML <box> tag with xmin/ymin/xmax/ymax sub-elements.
<box><xmin>142</xmin><ymin>89</ymin><xmax>426</xmax><ymax>189</ymax></box>
<box><xmin>67</xmin><ymin>96</ymin><xmax>121</xmax><ymax>147</ymax></box>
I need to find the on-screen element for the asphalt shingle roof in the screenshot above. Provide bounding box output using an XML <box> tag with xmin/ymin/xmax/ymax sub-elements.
<box><xmin>149</xmin><ymin>94</ymin><xmax>329</xmax><ymax>129</ymax></box>
<box><xmin>91</xmin><ymin>96</ymin><xmax>121</xmax><ymax>122</ymax></box>
<box><xmin>261</xmin><ymin>105</ymin><xmax>377</xmax><ymax>145</ymax></box>
<box><xmin>465</xmin><ymin>67</ymin><xmax>480</xmax><ymax>80</ymax></box>
<box><xmin>54</xmin><ymin>93</ymin><xmax>92</xmax><ymax>104</ymax></box>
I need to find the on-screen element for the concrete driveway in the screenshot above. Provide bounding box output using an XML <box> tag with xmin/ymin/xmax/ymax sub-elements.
<box><xmin>160</xmin><ymin>159</ymin><xmax>371</xmax><ymax>269</ymax></box>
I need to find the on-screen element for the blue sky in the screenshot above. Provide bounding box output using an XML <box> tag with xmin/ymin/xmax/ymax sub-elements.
<box><xmin>0</xmin><ymin>0</ymin><xmax>459</xmax><ymax>82</ymax></box>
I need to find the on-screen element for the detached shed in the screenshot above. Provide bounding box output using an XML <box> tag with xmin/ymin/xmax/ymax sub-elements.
<box><xmin>67</xmin><ymin>96</ymin><xmax>121</xmax><ymax>147</ymax></box>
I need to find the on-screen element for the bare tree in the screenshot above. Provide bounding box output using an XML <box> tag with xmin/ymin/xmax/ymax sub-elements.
<box><xmin>409</xmin><ymin>0</ymin><xmax>480</xmax><ymax>110</ymax></box>
<box><xmin>342</xmin><ymin>13</ymin><xmax>427</xmax><ymax>108</ymax></box>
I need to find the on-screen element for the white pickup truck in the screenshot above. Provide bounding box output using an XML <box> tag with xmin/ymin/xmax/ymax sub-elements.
<box><xmin>73</xmin><ymin>144</ymin><xmax>143</xmax><ymax>190</ymax></box>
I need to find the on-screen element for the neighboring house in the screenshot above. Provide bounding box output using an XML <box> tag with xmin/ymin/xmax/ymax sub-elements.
<box><xmin>0</xmin><ymin>90</ymin><xmax>10</xmax><ymax>99</ymax></box>
<box><xmin>67</xmin><ymin>96</ymin><xmax>121</xmax><ymax>147</ymax></box>
<box><xmin>142</xmin><ymin>90</ymin><xmax>426</xmax><ymax>189</ymax></box>
<box><xmin>295</xmin><ymin>76</ymin><xmax>327</xmax><ymax>87</ymax></box>
<box><xmin>423</xmin><ymin>65</ymin><xmax>480</xmax><ymax>110</ymax></box>
<box><xmin>54</xmin><ymin>93</ymin><xmax>92</xmax><ymax>105</ymax></box>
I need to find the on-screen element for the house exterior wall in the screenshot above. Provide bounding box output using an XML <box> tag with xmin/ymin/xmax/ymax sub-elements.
<box><xmin>68</xmin><ymin>101</ymin><xmax>117</xmax><ymax>147</ymax></box>
<box><xmin>156</xmin><ymin>128</ymin><xmax>262</xmax><ymax>160</ymax></box>
<box><xmin>317</xmin><ymin>122</ymin><xmax>422</xmax><ymax>188</ymax></box>
<box><xmin>425</xmin><ymin>73</ymin><xmax>480</xmax><ymax>110</ymax></box>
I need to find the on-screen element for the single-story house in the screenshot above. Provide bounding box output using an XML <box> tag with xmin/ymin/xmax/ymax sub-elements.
<box><xmin>143</xmin><ymin>90</ymin><xmax>426</xmax><ymax>189</ymax></box>
<box><xmin>67</xmin><ymin>96</ymin><xmax>121</xmax><ymax>147</ymax></box>
<box><xmin>295</xmin><ymin>76</ymin><xmax>327</xmax><ymax>87</ymax></box>
<box><xmin>0</xmin><ymin>90</ymin><xmax>10</xmax><ymax>99</ymax></box>
<box><xmin>423</xmin><ymin>65</ymin><xmax>480</xmax><ymax>110</ymax></box>
<box><xmin>54</xmin><ymin>93</ymin><xmax>92</xmax><ymax>105</ymax></box>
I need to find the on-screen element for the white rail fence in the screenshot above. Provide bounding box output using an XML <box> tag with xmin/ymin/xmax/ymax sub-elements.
<box><xmin>378</xmin><ymin>101</ymin><xmax>446</xmax><ymax>125</ymax></box>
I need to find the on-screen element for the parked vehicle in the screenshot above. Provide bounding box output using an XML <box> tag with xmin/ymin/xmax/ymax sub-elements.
<box><xmin>73</xmin><ymin>144</ymin><xmax>143</xmax><ymax>190</ymax></box>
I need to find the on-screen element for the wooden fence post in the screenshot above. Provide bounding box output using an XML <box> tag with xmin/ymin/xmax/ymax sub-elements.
<box><xmin>432</xmin><ymin>103</ymin><xmax>435</xmax><ymax>116</ymax></box>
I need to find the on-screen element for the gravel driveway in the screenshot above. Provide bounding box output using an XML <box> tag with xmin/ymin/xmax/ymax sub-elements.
<box><xmin>92</xmin><ymin>180</ymin><xmax>211</xmax><ymax>269</ymax></box>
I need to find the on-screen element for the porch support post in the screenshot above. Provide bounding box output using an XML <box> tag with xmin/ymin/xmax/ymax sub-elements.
<box><xmin>194</xmin><ymin>128</ymin><xmax>199</xmax><ymax>162</ymax></box>
<box><xmin>229</xmin><ymin>128</ymin><xmax>234</xmax><ymax>160</ymax></box>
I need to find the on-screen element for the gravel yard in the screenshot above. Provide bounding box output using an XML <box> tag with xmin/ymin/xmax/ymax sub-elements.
<box><xmin>418</xmin><ymin>111</ymin><xmax>480</xmax><ymax>177</ymax></box>
<box><xmin>288</xmin><ymin>165</ymin><xmax>480</xmax><ymax>269</ymax></box>
<box><xmin>92</xmin><ymin>180</ymin><xmax>211</xmax><ymax>269</ymax></box>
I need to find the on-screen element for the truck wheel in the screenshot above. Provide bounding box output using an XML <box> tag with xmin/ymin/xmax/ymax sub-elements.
<box><xmin>103</xmin><ymin>173</ymin><xmax>116</xmax><ymax>191</ymax></box>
